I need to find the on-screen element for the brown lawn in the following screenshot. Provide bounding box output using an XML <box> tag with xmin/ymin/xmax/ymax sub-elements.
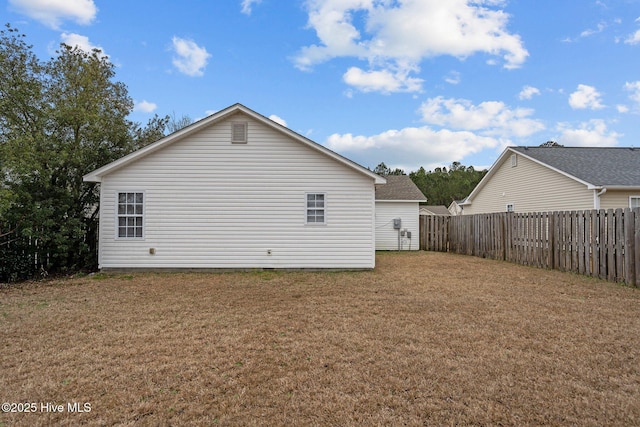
<box><xmin>1</xmin><ymin>251</ymin><xmax>640</xmax><ymax>426</ymax></box>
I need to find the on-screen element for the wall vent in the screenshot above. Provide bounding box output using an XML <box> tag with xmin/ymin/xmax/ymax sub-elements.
<box><xmin>231</xmin><ymin>122</ymin><xmax>248</xmax><ymax>144</ymax></box>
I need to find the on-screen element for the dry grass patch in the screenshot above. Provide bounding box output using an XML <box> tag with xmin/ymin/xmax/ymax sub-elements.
<box><xmin>1</xmin><ymin>252</ymin><xmax>640</xmax><ymax>426</ymax></box>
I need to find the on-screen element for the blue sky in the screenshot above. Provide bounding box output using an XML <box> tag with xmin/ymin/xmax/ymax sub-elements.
<box><xmin>3</xmin><ymin>0</ymin><xmax>640</xmax><ymax>172</ymax></box>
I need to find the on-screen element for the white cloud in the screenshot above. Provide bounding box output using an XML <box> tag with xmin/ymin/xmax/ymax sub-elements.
<box><xmin>269</xmin><ymin>114</ymin><xmax>287</xmax><ymax>127</ymax></box>
<box><xmin>325</xmin><ymin>126</ymin><xmax>500</xmax><ymax>171</ymax></box>
<box><xmin>617</xmin><ymin>105</ymin><xmax>630</xmax><ymax>113</ymax></box>
<box><xmin>444</xmin><ymin>71</ymin><xmax>461</xmax><ymax>85</ymax></box>
<box><xmin>580</xmin><ymin>22</ymin><xmax>606</xmax><ymax>38</ymax></box>
<box><xmin>556</xmin><ymin>120</ymin><xmax>621</xmax><ymax>147</ymax></box>
<box><xmin>60</xmin><ymin>33</ymin><xmax>107</xmax><ymax>58</ymax></box>
<box><xmin>518</xmin><ymin>85</ymin><xmax>540</xmax><ymax>100</ymax></box>
<box><xmin>241</xmin><ymin>0</ymin><xmax>262</xmax><ymax>15</ymax></box>
<box><xmin>294</xmin><ymin>0</ymin><xmax>528</xmax><ymax>93</ymax></box>
<box><xmin>343</xmin><ymin>66</ymin><xmax>423</xmax><ymax>93</ymax></box>
<box><xmin>625</xmin><ymin>29</ymin><xmax>640</xmax><ymax>44</ymax></box>
<box><xmin>9</xmin><ymin>0</ymin><xmax>97</xmax><ymax>29</ymax></box>
<box><xmin>171</xmin><ymin>37</ymin><xmax>211</xmax><ymax>77</ymax></box>
<box><xmin>624</xmin><ymin>81</ymin><xmax>640</xmax><ymax>106</ymax></box>
<box><xmin>134</xmin><ymin>100</ymin><xmax>157</xmax><ymax>113</ymax></box>
<box><xmin>419</xmin><ymin>96</ymin><xmax>545</xmax><ymax>138</ymax></box>
<box><xmin>568</xmin><ymin>84</ymin><xmax>604</xmax><ymax>110</ymax></box>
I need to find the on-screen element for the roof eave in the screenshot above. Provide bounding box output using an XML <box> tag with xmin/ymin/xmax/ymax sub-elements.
<box><xmin>591</xmin><ymin>185</ymin><xmax>640</xmax><ymax>191</ymax></box>
<box><xmin>376</xmin><ymin>198</ymin><xmax>427</xmax><ymax>203</ymax></box>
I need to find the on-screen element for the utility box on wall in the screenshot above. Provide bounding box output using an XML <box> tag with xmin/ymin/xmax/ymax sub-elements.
<box><xmin>375</xmin><ymin>175</ymin><xmax>427</xmax><ymax>251</ymax></box>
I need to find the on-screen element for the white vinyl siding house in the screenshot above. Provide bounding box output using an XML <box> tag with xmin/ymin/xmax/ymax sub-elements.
<box><xmin>84</xmin><ymin>104</ymin><xmax>385</xmax><ymax>270</ymax></box>
<box><xmin>375</xmin><ymin>202</ymin><xmax>420</xmax><ymax>250</ymax></box>
<box><xmin>374</xmin><ymin>175</ymin><xmax>426</xmax><ymax>251</ymax></box>
<box><xmin>463</xmin><ymin>147</ymin><xmax>640</xmax><ymax>214</ymax></box>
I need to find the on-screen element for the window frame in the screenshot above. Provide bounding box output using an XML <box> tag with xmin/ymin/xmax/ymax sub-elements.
<box><xmin>506</xmin><ymin>203</ymin><xmax>515</xmax><ymax>212</ymax></box>
<box><xmin>115</xmin><ymin>191</ymin><xmax>145</xmax><ymax>239</ymax></box>
<box><xmin>630</xmin><ymin>196</ymin><xmax>640</xmax><ymax>209</ymax></box>
<box><xmin>305</xmin><ymin>193</ymin><xmax>326</xmax><ymax>225</ymax></box>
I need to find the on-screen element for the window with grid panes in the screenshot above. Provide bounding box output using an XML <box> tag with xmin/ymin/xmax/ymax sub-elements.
<box><xmin>117</xmin><ymin>192</ymin><xmax>144</xmax><ymax>238</ymax></box>
<box><xmin>306</xmin><ymin>193</ymin><xmax>325</xmax><ymax>224</ymax></box>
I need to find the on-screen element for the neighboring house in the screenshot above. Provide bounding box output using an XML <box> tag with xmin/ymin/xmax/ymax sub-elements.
<box><xmin>83</xmin><ymin>103</ymin><xmax>386</xmax><ymax>270</ymax></box>
<box><xmin>462</xmin><ymin>146</ymin><xmax>640</xmax><ymax>214</ymax></box>
<box><xmin>447</xmin><ymin>200</ymin><xmax>464</xmax><ymax>216</ymax></box>
<box><xmin>375</xmin><ymin>175</ymin><xmax>427</xmax><ymax>250</ymax></box>
<box><xmin>419</xmin><ymin>205</ymin><xmax>451</xmax><ymax>216</ymax></box>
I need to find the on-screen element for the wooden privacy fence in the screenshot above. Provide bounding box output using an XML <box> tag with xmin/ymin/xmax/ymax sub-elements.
<box><xmin>420</xmin><ymin>208</ymin><xmax>640</xmax><ymax>286</ymax></box>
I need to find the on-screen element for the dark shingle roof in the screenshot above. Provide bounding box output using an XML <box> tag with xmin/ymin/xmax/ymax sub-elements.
<box><xmin>511</xmin><ymin>147</ymin><xmax>640</xmax><ymax>186</ymax></box>
<box><xmin>375</xmin><ymin>175</ymin><xmax>427</xmax><ymax>201</ymax></box>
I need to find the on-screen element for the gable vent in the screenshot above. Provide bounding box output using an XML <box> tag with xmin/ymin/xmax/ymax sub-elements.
<box><xmin>231</xmin><ymin>122</ymin><xmax>248</xmax><ymax>144</ymax></box>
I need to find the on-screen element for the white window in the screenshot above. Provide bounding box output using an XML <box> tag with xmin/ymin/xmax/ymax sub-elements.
<box><xmin>510</xmin><ymin>154</ymin><xmax>517</xmax><ymax>167</ymax></box>
<box><xmin>631</xmin><ymin>196</ymin><xmax>640</xmax><ymax>209</ymax></box>
<box><xmin>306</xmin><ymin>193</ymin><xmax>325</xmax><ymax>224</ymax></box>
<box><xmin>117</xmin><ymin>192</ymin><xmax>144</xmax><ymax>238</ymax></box>
<box><xmin>231</xmin><ymin>122</ymin><xmax>247</xmax><ymax>144</ymax></box>
<box><xmin>506</xmin><ymin>203</ymin><xmax>514</xmax><ymax>212</ymax></box>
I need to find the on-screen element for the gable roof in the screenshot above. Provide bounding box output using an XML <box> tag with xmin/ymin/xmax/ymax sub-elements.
<box><xmin>83</xmin><ymin>103</ymin><xmax>386</xmax><ymax>184</ymax></box>
<box><xmin>375</xmin><ymin>175</ymin><xmax>427</xmax><ymax>202</ymax></box>
<box><xmin>464</xmin><ymin>146</ymin><xmax>640</xmax><ymax>205</ymax></box>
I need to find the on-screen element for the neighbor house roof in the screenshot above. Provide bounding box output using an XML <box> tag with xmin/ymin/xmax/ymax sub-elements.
<box><xmin>375</xmin><ymin>175</ymin><xmax>427</xmax><ymax>201</ymax></box>
<box><xmin>420</xmin><ymin>205</ymin><xmax>450</xmax><ymax>215</ymax></box>
<box><xmin>84</xmin><ymin>103</ymin><xmax>386</xmax><ymax>184</ymax></box>
<box><xmin>464</xmin><ymin>146</ymin><xmax>640</xmax><ymax>205</ymax></box>
<box><xmin>510</xmin><ymin>146</ymin><xmax>640</xmax><ymax>187</ymax></box>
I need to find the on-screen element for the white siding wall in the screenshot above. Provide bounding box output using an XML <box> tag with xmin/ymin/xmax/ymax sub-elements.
<box><xmin>98</xmin><ymin>113</ymin><xmax>376</xmax><ymax>269</ymax></box>
<box><xmin>464</xmin><ymin>153</ymin><xmax>594</xmax><ymax>214</ymax></box>
<box><xmin>375</xmin><ymin>202</ymin><xmax>420</xmax><ymax>250</ymax></box>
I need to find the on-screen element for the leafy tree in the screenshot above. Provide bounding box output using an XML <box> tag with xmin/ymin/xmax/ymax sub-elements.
<box><xmin>131</xmin><ymin>114</ymin><xmax>170</xmax><ymax>148</ymax></box>
<box><xmin>373</xmin><ymin>162</ymin><xmax>405</xmax><ymax>176</ymax></box>
<box><xmin>409</xmin><ymin>162</ymin><xmax>486</xmax><ymax>206</ymax></box>
<box><xmin>0</xmin><ymin>24</ymin><xmax>160</xmax><ymax>280</ymax></box>
<box><xmin>372</xmin><ymin>160</ymin><xmax>485</xmax><ymax>206</ymax></box>
<box><xmin>0</xmin><ymin>24</ymin><xmax>47</xmax><ymax>280</ymax></box>
<box><xmin>540</xmin><ymin>140</ymin><xmax>563</xmax><ymax>147</ymax></box>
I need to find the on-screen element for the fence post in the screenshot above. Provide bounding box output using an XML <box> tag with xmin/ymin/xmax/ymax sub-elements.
<box><xmin>547</xmin><ymin>212</ymin><xmax>556</xmax><ymax>269</ymax></box>
<box><xmin>624</xmin><ymin>208</ymin><xmax>636</xmax><ymax>286</ymax></box>
<box><xmin>615</xmin><ymin>209</ymin><xmax>624</xmax><ymax>282</ymax></box>
<box><xmin>584</xmin><ymin>210</ymin><xmax>592</xmax><ymax>277</ymax></box>
<box><xmin>635</xmin><ymin>208</ymin><xmax>640</xmax><ymax>286</ymax></box>
<box><xmin>592</xmin><ymin>210</ymin><xmax>600</xmax><ymax>279</ymax></box>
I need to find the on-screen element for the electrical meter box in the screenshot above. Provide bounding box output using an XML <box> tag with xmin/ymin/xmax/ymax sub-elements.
<box><xmin>393</xmin><ymin>218</ymin><xmax>401</xmax><ymax>229</ymax></box>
